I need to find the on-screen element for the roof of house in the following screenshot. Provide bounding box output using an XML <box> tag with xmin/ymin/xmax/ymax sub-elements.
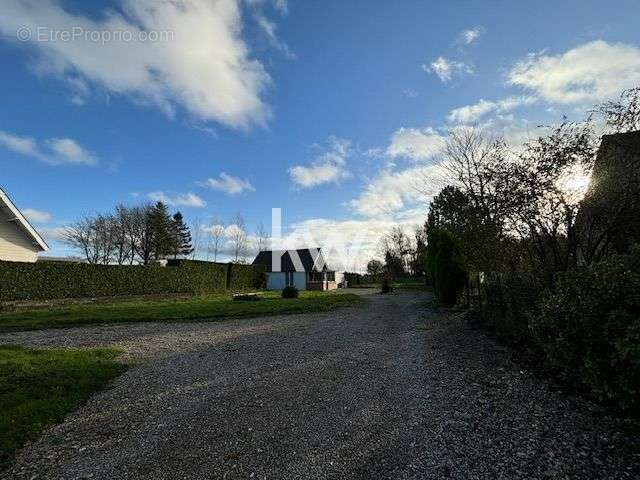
<box><xmin>589</xmin><ymin>131</ymin><xmax>640</xmax><ymax>190</ymax></box>
<box><xmin>0</xmin><ymin>187</ymin><xmax>49</xmax><ymax>252</ymax></box>
<box><xmin>600</xmin><ymin>130</ymin><xmax>640</xmax><ymax>150</ymax></box>
<box><xmin>595</xmin><ymin>131</ymin><xmax>640</xmax><ymax>169</ymax></box>
<box><xmin>252</xmin><ymin>248</ymin><xmax>330</xmax><ymax>272</ymax></box>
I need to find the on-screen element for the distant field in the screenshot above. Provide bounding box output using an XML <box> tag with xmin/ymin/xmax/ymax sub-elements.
<box><xmin>0</xmin><ymin>346</ymin><xmax>125</xmax><ymax>470</ymax></box>
<box><xmin>0</xmin><ymin>291</ymin><xmax>363</xmax><ymax>333</ymax></box>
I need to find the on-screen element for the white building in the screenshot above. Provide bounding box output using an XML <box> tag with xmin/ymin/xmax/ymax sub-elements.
<box><xmin>252</xmin><ymin>248</ymin><xmax>343</xmax><ymax>291</ymax></box>
<box><xmin>0</xmin><ymin>187</ymin><xmax>49</xmax><ymax>262</ymax></box>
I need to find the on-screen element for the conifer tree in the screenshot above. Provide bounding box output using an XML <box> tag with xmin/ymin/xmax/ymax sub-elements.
<box><xmin>172</xmin><ymin>212</ymin><xmax>194</xmax><ymax>258</ymax></box>
<box><xmin>148</xmin><ymin>201</ymin><xmax>173</xmax><ymax>260</ymax></box>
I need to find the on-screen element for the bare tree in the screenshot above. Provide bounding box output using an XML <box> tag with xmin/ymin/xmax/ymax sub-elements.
<box><xmin>123</xmin><ymin>204</ymin><xmax>155</xmax><ymax>265</ymax></box>
<box><xmin>596</xmin><ymin>87</ymin><xmax>640</xmax><ymax>134</ymax></box>
<box><xmin>208</xmin><ymin>217</ymin><xmax>226</xmax><ymax>262</ymax></box>
<box><xmin>190</xmin><ymin>217</ymin><xmax>203</xmax><ymax>260</ymax></box>
<box><xmin>62</xmin><ymin>215</ymin><xmax>100</xmax><ymax>264</ymax></box>
<box><xmin>255</xmin><ymin>221</ymin><xmax>270</xmax><ymax>253</ymax></box>
<box><xmin>228</xmin><ymin>213</ymin><xmax>248</xmax><ymax>264</ymax></box>
<box><xmin>378</xmin><ymin>226</ymin><xmax>412</xmax><ymax>277</ymax></box>
<box><xmin>112</xmin><ymin>205</ymin><xmax>134</xmax><ymax>265</ymax></box>
<box><xmin>438</xmin><ymin>126</ymin><xmax>506</xmax><ymax>220</ymax></box>
<box><xmin>93</xmin><ymin>213</ymin><xmax>117</xmax><ymax>264</ymax></box>
<box><xmin>493</xmin><ymin>120</ymin><xmax>597</xmax><ymax>278</ymax></box>
<box><xmin>62</xmin><ymin>213</ymin><xmax>116</xmax><ymax>264</ymax></box>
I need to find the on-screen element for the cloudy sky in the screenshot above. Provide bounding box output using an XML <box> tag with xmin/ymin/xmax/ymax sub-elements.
<box><xmin>1</xmin><ymin>0</ymin><xmax>640</xmax><ymax>268</ymax></box>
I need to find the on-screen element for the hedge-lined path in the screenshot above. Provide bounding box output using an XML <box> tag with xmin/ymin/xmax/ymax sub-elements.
<box><xmin>1</xmin><ymin>290</ymin><xmax>639</xmax><ymax>479</ymax></box>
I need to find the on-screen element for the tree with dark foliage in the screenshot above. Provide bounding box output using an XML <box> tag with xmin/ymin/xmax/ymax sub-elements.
<box><xmin>171</xmin><ymin>212</ymin><xmax>194</xmax><ymax>258</ymax></box>
<box><xmin>366</xmin><ymin>259</ymin><xmax>383</xmax><ymax>278</ymax></box>
<box><xmin>148</xmin><ymin>202</ymin><xmax>174</xmax><ymax>261</ymax></box>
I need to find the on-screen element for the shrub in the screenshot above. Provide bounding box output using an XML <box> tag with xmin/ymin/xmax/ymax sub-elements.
<box><xmin>282</xmin><ymin>286</ymin><xmax>299</xmax><ymax>298</ymax></box>
<box><xmin>530</xmin><ymin>247</ymin><xmax>640</xmax><ymax>414</ymax></box>
<box><xmin>380</xmin><ymin>278</ymin><xmax>393</xmax><ymax>294</ymax></box>
<box><xmin>428</xmin><ymin>228</ymin><xmax>466</xmax><ymax>306</ymax></box>
<box><xmin>477</xmin><ymin>272</ymin><xmax>542</xmax><ymax>343</ymax></box>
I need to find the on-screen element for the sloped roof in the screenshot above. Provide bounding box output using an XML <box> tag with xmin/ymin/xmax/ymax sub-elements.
<box><xmin>593</xmin><ymin>131</ymin><xmax>640</xmax><ymax>176</ymax></box>
<box><xmin>252</xmin><ymin>248</ymin><xmax>330</xmax><ymax>272</ymax></box>
<box><xmin>0</xmin><ymin>187</ymin><xmax>49</xmax><ymax>252</ymax></box>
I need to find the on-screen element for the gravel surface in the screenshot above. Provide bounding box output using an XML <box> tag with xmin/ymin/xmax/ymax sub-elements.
<box><xmin>1</xmin><ymin>290</ymin><xmax>639</xmax><ymax>479</ymax></box>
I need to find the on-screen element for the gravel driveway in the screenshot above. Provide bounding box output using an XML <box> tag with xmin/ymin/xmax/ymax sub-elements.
<box><xmin>1</xmin><ymin>290</ymin><xmax>639</xmax><ymax>479</ymax></box>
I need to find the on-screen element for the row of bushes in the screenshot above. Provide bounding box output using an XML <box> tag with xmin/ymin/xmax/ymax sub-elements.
<box><xmin>0</xmin><ymin>260</ymin><xmax>265</xmax><ymax>302</ymax></box>
<box><xmin>532</xmin><ymin>248</ymin><xmax>640</xmax><ymax>414</ymax></box>
<box><xmin>468</xmin><ymin>247</ymin><xmax>640</xmax><ymax>415</ymax></box>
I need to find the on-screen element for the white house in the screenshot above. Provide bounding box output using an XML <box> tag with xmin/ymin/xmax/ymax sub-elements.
<box><xmin>0</xmin><ymin>187</ymin><xmax>49</xmax><ymax>263</ymax></box>
<box><xmin>252</xmin><ymin>248</ymin><xmax>343</xmax><ymax>291</ymax></box>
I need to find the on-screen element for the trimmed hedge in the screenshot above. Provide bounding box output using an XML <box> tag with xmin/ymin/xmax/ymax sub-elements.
<box><xmin>0</xmin><ymin>260</ymin><xmax>265</xmax><ymax>302</ymax></box>
<box><xmin>228</xmin><ymin>263</ymin><xmax>266</xmax><ymax>290</ymax></box>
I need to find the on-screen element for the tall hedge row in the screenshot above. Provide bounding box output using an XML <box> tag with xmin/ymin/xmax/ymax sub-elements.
<box><xmin>228</xmin><ymin>263</ymin><xmax>265</xmax><ymax>290</ymax></box>
<box><xmin>0</xmin><ymin>260</ymin><xmax>265</xmax><ymax>302</ymax></box>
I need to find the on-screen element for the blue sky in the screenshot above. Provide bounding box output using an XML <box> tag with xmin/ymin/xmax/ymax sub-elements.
<box><xmin>1</xmin><ymin>0</ymin><xmax>640</xmax><ymax>268</ymax></box>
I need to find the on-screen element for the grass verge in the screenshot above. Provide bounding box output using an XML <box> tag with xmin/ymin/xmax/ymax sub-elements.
<box><xmin>0</xmin><ymin>346</ymin><xmax>125</xmax><ymax>470</ymax></box>
<box><xmin>0</xmin><ymin>291</ymin><xmax>363</xmax><ymax>333</ymax></box>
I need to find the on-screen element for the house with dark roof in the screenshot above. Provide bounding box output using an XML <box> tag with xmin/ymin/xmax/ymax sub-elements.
<box><xmin>0</xmin><ymin>187</ymin><xmax>49</xmax><ymax>263</ymax></box>
<box><xmin>252</xmin><ymin>248</ymin><xmax>343</xmax><ymax>290</ymax></box>
<box><xmin>577</xmin><ymin>130</ymin><xmax>640</xmax><ymax>263</ymax></box>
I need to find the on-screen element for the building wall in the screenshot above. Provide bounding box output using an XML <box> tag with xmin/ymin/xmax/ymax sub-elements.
<box><xmin>0</xmin><ymin>209</ymin><xmax>39</xmax><ymax>263</ymax></box>
<box><xmin>266</xmin><ymin>272</ymin><xmax>307</xmax><ymax>290</ymax></box>
<box><xmin>266</xmin><ymin>272</ymin><xmax>286</xmax><ymax>290</ymax></box>
<box><xmin>292</xmin><ymin>272</ymin><xmax>306</xmax><ymax>290</ymax></box>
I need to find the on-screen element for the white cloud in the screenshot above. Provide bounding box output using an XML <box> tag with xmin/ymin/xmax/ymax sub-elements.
<box><xmin>22</xmin><ymin>208</ymin><xmax>52</xmax><ymax>223</ymax></box>
<box><xmin>274</xmin><ymin>0</ymin><xmax>288</xmax><ymax>14</ymax></box>
<box><xmin>509</xmin><ymin>40</ymin><xmax>640</xmax><ymax>105</ymax></box>
<box><xmin>0</xmin><ymin>130</ymin><xmax>97</xmax><ymax>166</ymax></box>
<box><xmin>349</xmin><ymin>164</ymin><xmax>444</xmax><ymax>218</ymax></box>
<box><xmin>290</xmin><ymin>163</ymin><xmax>350</xmax><ymax>188</ymax></box>
<box><xmin>201</xmin><ymin>172</ymin><xmax>255</xmax><ymax>195</ymax></box>
<box><xmin>289</xmin><ymin>137</ymin><xmax>352</xmax><ymax>188</ymax></box>
<box><xmin>45</xmin><ymin>138</ymin><xmax>96</xmax><ymax>165</ymax></box>
<box><xmin>254</xmin><ymin>13</ymin><xmax>294</xmax><ymax>58</ymax></box>
<box><xmin>39</xmin><ymin>226</ymin><xmax>67</xmax><ymax>242</ymax></box>
<box><xmin>148</xmin><ymin>191</ymin><xmax>206</xmax><ymax>207</ymax></box>
<box><xmin>386</xmin><ymin>127</ymin><xmax>447</xmax><ymax>161</ymax></box>
<box><xmin>0</xmin><ymin>0</ymin><xmax>271</xmax><ymax>129</ymax></box>
<box><xmin>0</xmin><ymin>131</ymin><xmax>40</xmax><ymax>157</ymax></box>
<box><xmin>245</xmin><ymin>0</ymin><xmax>288</xmax><ymax>14</ymax></box>
<box><xmin>447</xmin><ymin>96</ymin><xmax>536</xmax><ymax>124</ymax></box>
<box><xmin>423</xmin><ymin>56</ymin><xmax>473</xmax><ymax>82</ymax></box>
<box><xmin>458</xmin><ymin>27</ymin><xmax>484</xmax><ymax>45</ymax></box>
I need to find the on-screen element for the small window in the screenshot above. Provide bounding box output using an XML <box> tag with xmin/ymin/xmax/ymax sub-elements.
<box><xmin>308</xmin><ymin>271</ymin><xmax>323</xmax><ymax>282</ymax></box>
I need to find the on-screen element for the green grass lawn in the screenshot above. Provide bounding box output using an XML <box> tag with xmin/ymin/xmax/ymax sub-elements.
<box><xmin>0</xmin><ymin>346</ymin><xmax>125</xmax><ymax>470</ymax></box>
<box><xmin>0</xmin><ymin>291</ymin><xmax>362</xmax><ymax>333</ymax></box>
